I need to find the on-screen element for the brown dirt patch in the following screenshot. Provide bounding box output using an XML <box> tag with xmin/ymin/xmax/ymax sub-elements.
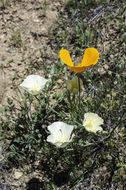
<box><xmin>0</xmin><ymin>0</ymin><xmax>65</xmax><ymax>106</ymax></box>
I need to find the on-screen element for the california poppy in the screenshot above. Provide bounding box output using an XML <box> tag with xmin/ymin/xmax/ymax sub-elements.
<box><xmin>59</xmin><ymin>48</ymin><xmax>99</xmax><ymax>73</ymax></box>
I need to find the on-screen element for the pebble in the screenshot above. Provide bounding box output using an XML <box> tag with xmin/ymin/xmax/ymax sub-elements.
<box><xmin>14</xmin><ymin>170</ymin><xmax>23</xmax><ymax>180</ymax></box>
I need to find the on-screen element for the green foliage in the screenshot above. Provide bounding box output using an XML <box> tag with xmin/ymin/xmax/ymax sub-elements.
<box><xmin>10</xmin><ymin>29</ymin><xmax>22</xmax><ymax>48</ymax></box>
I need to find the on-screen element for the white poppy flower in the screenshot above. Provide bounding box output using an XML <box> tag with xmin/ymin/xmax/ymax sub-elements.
<box><xmin>83</xmin><ymin>112</ymin><xmax>103</xmax><ymax>133</ymax></box>
<box><xmin>20</xmin><ymin>75</ymin><xmax>48</xmax><ymax>95</ymax></box>
<box><xmin>47</xmin><ymin>122</ymin><xmax>75</xmax><ymax>147</ymax></box>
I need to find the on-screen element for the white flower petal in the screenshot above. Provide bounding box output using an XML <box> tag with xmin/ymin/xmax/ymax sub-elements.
<box><xmin>83</xmin><ymin>112</ymin><xmax>104</xmax><ymax>133</ymax></box>
<box><xmin>20</xmin><ymin>75</ymin><xmax>48</xmax><ymax>95</ymax></box>
<box><xmin>47</xmin><ymin>134</ymin><xmax>56</xmax><ymax>143</ymax></box>
<box><xmin>61</xmin><ymin>123</ymin><xmax>74</xmax><ymax>137</ymax></box>
<box><xmin>47</xmin><ymin>122</ymin><xmax>64</xmax><ymax>134</ymax></box>
<box><xmin>47</xmin><ymin>121</ymin><xmax>75</xmax><ymax>147</ymax></box>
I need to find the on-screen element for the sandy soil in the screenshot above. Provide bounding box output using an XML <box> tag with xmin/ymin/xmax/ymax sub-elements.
<box><xmin>0</xmin><ymin>0</ymin><xmax>65</xmax><ymax>107</ymax></box>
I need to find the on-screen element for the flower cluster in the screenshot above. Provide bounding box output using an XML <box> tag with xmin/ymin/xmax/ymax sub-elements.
<box><xmin>46</xmin><ymin>112</ymin><xmax>103</xmax><ymax>148</ymax></box>
<box><xmin>19</xmin><ymin>48</ymin><xmax>104</xmax><ymax>148</ymax></box>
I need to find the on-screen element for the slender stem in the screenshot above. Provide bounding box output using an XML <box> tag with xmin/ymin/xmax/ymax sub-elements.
<box><xmin>67</xmin><ymin>91</ymin><xmax>74</xmax><ymax>120</ymax></box>
<box><xmin>78</xmin><ymin>75</ymin><xmax>81</xmax><ymax>109</ymax></box>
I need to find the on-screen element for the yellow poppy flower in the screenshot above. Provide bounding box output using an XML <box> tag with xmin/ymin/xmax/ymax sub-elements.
<box><xmin>59</xmin><ymin>48</ymin><xmax>99</xmax><ymax>73</ymax></box>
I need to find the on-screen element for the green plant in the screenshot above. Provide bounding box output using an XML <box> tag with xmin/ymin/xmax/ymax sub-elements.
<box><xmin>10</xmin><ymin>29</ymin><xmax>22</xmax><ymax>47</ymax></box>
<box><xmin>0</xmin><ymin>0</ymin><xmax>126</xmax><ymax>189</ymax></box>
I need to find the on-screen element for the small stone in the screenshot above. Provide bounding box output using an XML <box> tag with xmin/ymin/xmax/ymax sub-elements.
<box><xmin>98</xmin><ymin>67</ymin><xmax>105</xmax><ymax>75</ymax></box>
<box><xmin>19</xmin><ymin>14</ymin><xmax>27</xmax><ymax>21</ymax></box>
<box><xmin>14</xmin><ymin>170</ymin><xmax>23</xmax><ymax>179</ymax></box>
<box><xmin>104</xmin><ymin>64</ymin><xmax>109</xmax><ymax>70</ymax></box>
<box><xmin>110</xmin><ymin>54</ymin><xmax>114</xmax><ymax>59</ymax></box>
<box><xmin>24</xmin><ymin>176</ymin><xmax>29</xmax><ymax>183</ymax></box>
<box><xmin>8</xmin><ymin>48</ymin><xmax>15</xmax><ymax>53</ymax></box>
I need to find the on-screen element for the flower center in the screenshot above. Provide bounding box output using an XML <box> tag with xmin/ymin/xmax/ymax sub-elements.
<box><xmin>86</xmin><ymin>122</ymin><xmax>93</xmax><ymax>128</ymax></box>
<box><xmin>31</xmin><ymin>85</ymin><xmax>40</xmax><ymax>91</ymax></box>
<box><xmin>55</xmin><ymin>135</ymin><xmax>68</xmax><ymax>143</ymax></box>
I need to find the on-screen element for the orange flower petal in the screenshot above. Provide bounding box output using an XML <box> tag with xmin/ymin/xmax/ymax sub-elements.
<box><xmin>69</xmin><ymin>66</ymin><xmax>87</xmax><ymax>73</ymax></box>
<box><xmin>81</xmin><ymin>48</ymin><xmax>99</xmax><ymax>67</ymax></box>
<box><xmin>59</xmin><ymin>49</ymin><xmax>73</xmax><ymax>67</ymax></box>
<box><xmin>59</xmin><ymin>48</ymin><xmax>100</xmax><ymax>73</ymax></box>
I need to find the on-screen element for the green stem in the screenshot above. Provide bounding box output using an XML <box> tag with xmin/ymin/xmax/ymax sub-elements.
<box><xmin>78</xmin><ymin>76</ymin><xmax>81</xmax><ymax>109</ymax></box>
<box><xmin>67</xmin><ymin>91</ymin><xmax>73</xmax><ymax>120</ymax></box>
